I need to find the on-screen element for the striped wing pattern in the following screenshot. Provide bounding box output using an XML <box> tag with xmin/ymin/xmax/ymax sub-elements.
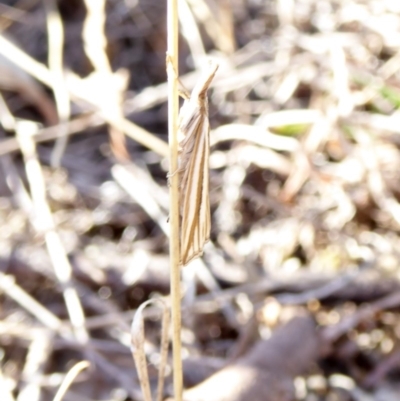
<box><xmin>177</xmin><ymin>61</ymin><xmax>218</xmax><ymax>266</ymax></box>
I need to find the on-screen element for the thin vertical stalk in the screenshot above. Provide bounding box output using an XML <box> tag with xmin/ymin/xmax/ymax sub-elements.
<box><xmin>167</xmin><ymin>1</ymin><xmax>183</xmax><ymax>401</ymax></box>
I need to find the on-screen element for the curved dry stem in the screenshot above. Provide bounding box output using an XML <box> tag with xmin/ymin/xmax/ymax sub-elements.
<box><xmin>131</xmin><ymin>299</ymin><xmax>171</xmax><ymax>401</ymax></box>
<box><xmin>52</xmin><ymin>360</ymin><xmax>90</xmax><ymax>401</ymax></box>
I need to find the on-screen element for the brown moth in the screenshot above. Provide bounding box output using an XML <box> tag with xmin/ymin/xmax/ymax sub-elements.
<box><xmin>177</xmin><ymin>60</ymin><xmax>218</xmax><ymax>266</ymax></box>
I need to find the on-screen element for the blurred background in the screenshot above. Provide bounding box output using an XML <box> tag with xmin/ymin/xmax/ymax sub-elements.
<box><xmin>1</xmin><ymin>0</ymin><xmax>400</xmax><ymax>400</ymax></box>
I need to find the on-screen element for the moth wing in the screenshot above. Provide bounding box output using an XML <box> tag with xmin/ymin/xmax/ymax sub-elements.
<box><xmin>180</xmin><ymin>114</ymin><xmax>210</xmax><ymax>266</ymax></box>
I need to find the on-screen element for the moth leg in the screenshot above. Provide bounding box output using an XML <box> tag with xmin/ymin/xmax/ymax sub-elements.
<box><xmin>178</xmin><ymin>88</ymin><xmax>190</xmax><ymax>100</ymax></box>
<box><xmin>166</xmin><ymin>53</ymin><xmax>191</xmax><ymax>100</ymax></box>
<box><xmin>167</xmin><ymin>168</ymin><xmax>181</xmax><ymax>187</ymax></box>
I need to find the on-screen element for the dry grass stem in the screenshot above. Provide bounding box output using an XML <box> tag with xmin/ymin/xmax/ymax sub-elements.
<box><xmin>0</xmin><ymin>35</ymin><xmax>168</xmax><ymax>157</ymax></box>
<box><xmin>0</xmin><ymin>273</ymin><xmax>63</xmax><ymax>331</ymax></box>
<box><xmin>18</xmin><ymin>333</ymin><xmax>52</xmax><ymax>401</ymax></box>
<box><xmin>167</xmin><ymin>0</ymin><xmax>183</xmax><ymax>400</ymax></box>
<box><xmin>43</xmin><ymin>0</ymin><xmax>71</xmax><ymax>166</ymax></box>
<box><xmin>52</xmin><ymin>361</ymin><xmax>90</xmax><ymax>401</ymax></box>
<box><xmin>16</xmin><ymin>122</ymin><xmax>88</xmax><ymax>344</ymax></box>
<box><xmin>0</xmin><ymin>35</ymin><xmax>54</xmax><ymax>87</ymax></box>
<box><xmin>82</xmin><ymin>0</ymin><xmax>128</xmax><ymax>160</ymax></box>
<box><xmin>112</xmin><ymin>163</ymin><xmax>169</xmax><ymax>235</ymax></box>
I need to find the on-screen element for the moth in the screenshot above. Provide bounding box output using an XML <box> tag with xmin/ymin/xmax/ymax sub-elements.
<box><xmin>177</xmin><ymin>60</ymin><xmax>218</xmax><ymax>266</ymax></box>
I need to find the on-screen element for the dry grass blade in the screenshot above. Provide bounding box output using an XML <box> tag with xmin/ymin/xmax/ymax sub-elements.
<box><xmin>178</xmin><ymin>60</ymin><xmax>218</xmax><ymax>266</ymax></box>
<box><xmin>184</xmin><ymin>0</ymin><xmax>235</xmax><ymax>54</ymax></box>
<box><xmin>43</xmin><ymin>0</ymin><xmax>71</xmax><ymax>167</ymax></box>
<box><xmin>131</xmin><ymin>299</ymin><xmax>171</xmax><ymax>401</ymax></box>
<box><xmin>16</xmin><ymin>121</ymin><xmax>88</xmax><ymax>344</ymax></box>
<box><xmin>18</xmin><ymin>332</ymin><xmax>52</xmax><ymax>401</ymax></box>
<box><xmin>157</xmin><ymin>301</ymin><xmax>171</xmax><ymax>401</ymax></box>
<box><xmin>52</xmin><ymin>361</ymin><xmax>90</xmax><ymax>401</ymax></box>
<box><xmin>112</xmin><ymin>163</ymin><xmax>169</xmax><ymax>236</ymax></box>
<box><xmin>0</xmin><ymin>273</ymin><xmax>62</xmax><ymax>332</ymax></box>
<box><xmin>178</xmin><ymin>0</ymin><xmax>206</xmax><ymax>68</ymax></box>
<box><xmin>0</xmin><ymin>35</ymin><xmax>53</xmax><ymax>87</ymax></box>
<box><xmin>82</xmin><ymin>0</ymin><xmax>128</xmax><ymax>160</ymax></box>
<box><xmin>0</xmin><ymin>35</ymin><xmax>168</xmax><ymax>157</ymax></box>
